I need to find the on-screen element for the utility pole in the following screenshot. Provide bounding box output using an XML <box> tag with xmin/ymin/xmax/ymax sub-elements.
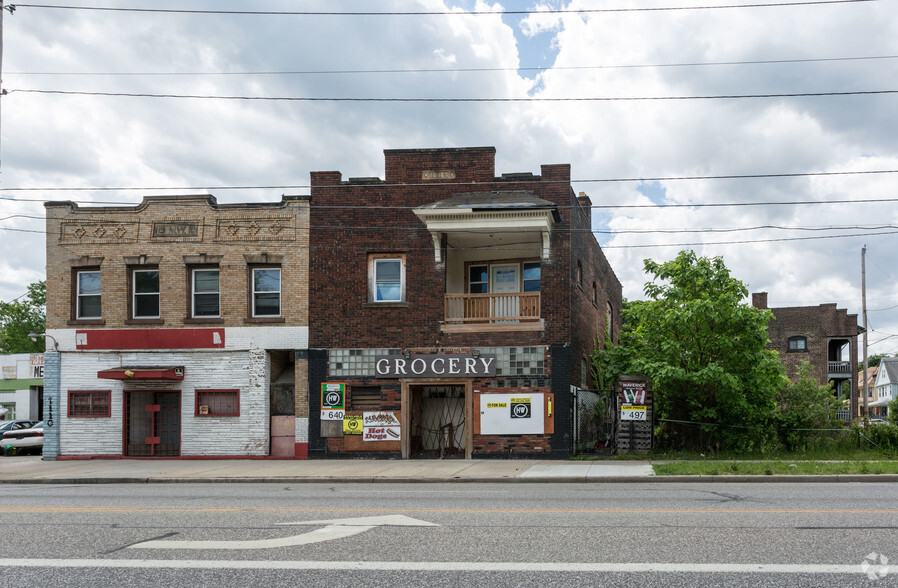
<box><xmin>862</xmin><ymin>246</ymin><xmax>869</xmax><ymax>419</ymax></box>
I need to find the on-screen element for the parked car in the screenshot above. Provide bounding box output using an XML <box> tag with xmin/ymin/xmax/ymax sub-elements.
<box><xmin>1</xmin><ymin>420</ymin><xmax>44</xmax><ymax>456</ymax></box>
<box><xmin>0</xmin><ymin>419</ymin><xmax>39</xmax><ymax>437</ymax></box>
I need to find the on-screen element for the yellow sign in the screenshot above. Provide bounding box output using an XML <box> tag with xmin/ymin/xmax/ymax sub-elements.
<box><xmin>510</xmin><ymin>397</ymin><xmax>530</xmax><ymax>403</ymax></box>
<box><xmin>487</xmin><ymin>402</ymin><xmax>507</xmax><ymax>408</ymax></box>
<box><xmin>343</xmin><ymin>415</ymin><xmax>363</xmax><ymax>435</ymax></box>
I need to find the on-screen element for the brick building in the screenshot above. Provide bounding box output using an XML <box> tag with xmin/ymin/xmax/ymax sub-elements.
<box><xmin>752</xmin><ymin>292</ymin><xmax>861</xmax><ymax>417</ymax></box>
<box><xmin>308</xmin><ymin>147</ymin><xmax>622</xmax><ymax>459</ymax></box>
<box><xmin>42</xmin><ymin>195</ymin><xmax>310</xmax><ymax>459</ymax></box>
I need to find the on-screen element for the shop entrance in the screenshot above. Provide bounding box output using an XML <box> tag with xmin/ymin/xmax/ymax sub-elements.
<box><xmin>405</xmin><ymin>383</ymin><xmax>471</xmax><ymax>459</ymax></box>
<box><xmin>124</xmin><ymin>390</ymin><xmax>181</xmax><ymax>457</ymax></box>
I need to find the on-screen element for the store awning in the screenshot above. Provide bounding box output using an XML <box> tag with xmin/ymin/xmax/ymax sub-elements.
<box><xmin>97</xmin><ymin>366</ymin><xmax>185</xmax><ymax>380</ymax></box>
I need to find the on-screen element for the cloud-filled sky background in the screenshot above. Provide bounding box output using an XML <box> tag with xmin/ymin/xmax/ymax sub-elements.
<box><xmin>2</xmin><ymin>0</ymin><xmax>897</xmax><ymax>358</ymax></box>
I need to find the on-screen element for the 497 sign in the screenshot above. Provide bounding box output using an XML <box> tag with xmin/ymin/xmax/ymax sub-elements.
<box><xmin>321</xmin><ymin>383</ymin><xmax>345</xmax><ymax>421</ymax></box>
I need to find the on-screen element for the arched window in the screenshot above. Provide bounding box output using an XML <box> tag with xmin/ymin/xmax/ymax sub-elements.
<box><xmin>787</xmin><ymin>336</ymin><xmax>807</xmax><ymax>352</ymax></box>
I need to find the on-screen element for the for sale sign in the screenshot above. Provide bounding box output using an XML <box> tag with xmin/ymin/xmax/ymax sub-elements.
<box><xmin>620</xmin><ymin>405</ymin><xmax>647</xmax><ymax>421</ymax></box>
<box><xmin>321</xmin><ymin>383</ymin><xmax>346</xmax><ymax>421</ymax></box>
<box><xmin>510</xmin><ymin>397</ymin><xmax>531</xmax><ymax>419</ymax></box>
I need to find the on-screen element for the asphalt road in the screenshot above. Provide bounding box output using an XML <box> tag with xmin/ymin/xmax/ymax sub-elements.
<box><xmin>1</xmin><ymin>482</ymin><xmax>895</xmax><ymax>587</ymax></box>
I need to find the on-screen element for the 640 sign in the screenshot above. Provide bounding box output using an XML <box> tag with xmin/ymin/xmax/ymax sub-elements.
<box><xmin>321</xmin><ymin>383</ymin><xmax>345</xmax><ymax>421</ymax></box>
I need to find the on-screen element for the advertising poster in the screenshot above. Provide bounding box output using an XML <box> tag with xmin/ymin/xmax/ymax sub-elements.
<box><xmin>363</xmin><ymin>411</ymin><xmax>401</xmax><ymax>441</ymax></box>
<box><xmin>321</xmin><ymin>383</ymin><xmax>345</xmax><ymax>421</ymax></box>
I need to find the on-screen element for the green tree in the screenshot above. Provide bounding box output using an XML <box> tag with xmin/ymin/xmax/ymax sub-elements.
<box><xmin>0</xmin><ymin>281</ymin><xmax>47</xmax><ymax>353</ymax></box>
<box><xmin>596</xmin><ymin>251</ymin><xmax>784</xmax><ymax>451</ymax></box>
<box><xmin>774</xmin><ymin>360</ymin><xmax>841</xmax><ymax>451</ymax></box>
<box><xmin>860</xmin><ymin>354</ymin><xmax>888</xmax><ymax>370</ymax></box>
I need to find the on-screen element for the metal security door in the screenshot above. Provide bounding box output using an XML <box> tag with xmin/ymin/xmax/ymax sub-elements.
<box><xmin>124</xmin><ymin>390</ymin><xmax>181</xmax><ymax>457</ymax></box>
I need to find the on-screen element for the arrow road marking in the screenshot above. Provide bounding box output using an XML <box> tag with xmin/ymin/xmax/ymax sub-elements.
<box><xmin>128</xmin><ymin>514</ymin><xmax>437</xmax><ymax>550</ymax></box>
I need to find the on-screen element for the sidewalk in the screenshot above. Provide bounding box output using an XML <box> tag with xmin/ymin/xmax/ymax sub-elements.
<box><xmin>0</xmin><ymin>456</ymin><xmax>655</xmax><ymax>484</ymax></box>
<box><xmin>1</xmin><ymin>456</ymin><xmax>894</xmax><ymax>484</ymax></box>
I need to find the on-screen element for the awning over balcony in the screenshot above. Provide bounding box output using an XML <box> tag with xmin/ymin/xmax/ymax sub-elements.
<box><xmin>97</xmin><ymin>366</ymin><xmax>185</xmax><ymax>380</ymax></box>
<box><xmin>413</xmin><ymin>191</ymin><xmax>559</xmax><ymax>263</ymax></box>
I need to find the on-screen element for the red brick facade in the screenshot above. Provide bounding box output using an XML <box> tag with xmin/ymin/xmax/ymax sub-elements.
<box><xmin>308</xmin><ymin>147</ymin><xmax>622</xmax><ymax>458</ymax></box>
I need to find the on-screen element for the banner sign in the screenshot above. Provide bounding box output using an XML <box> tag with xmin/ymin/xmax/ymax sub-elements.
<box><xmin>321</xmin><ymin>383</ymin><xmax>345</xmax><ymax>421</ymax></box>
<box><xmin>621</xmin><ymin>381</ymin><xmax>646</xmax><ymax>404</ymax></box>
<box><xmin>363</xmin><ymin>411</ymin><xmax>401</xmax><ymax>441</ymax></box>
<box><xmin>374</xmin><ymin>354</ymin><xmax>496</xmax><ymax>378</ymax></box>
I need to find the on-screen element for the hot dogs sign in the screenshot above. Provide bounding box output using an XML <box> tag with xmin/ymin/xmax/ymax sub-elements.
<box><xmin>362</xmin><ymin>411</ymin><xmax>401</xmax><ymax>442</ymax></box>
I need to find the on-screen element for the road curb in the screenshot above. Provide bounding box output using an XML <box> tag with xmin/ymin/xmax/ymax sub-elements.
<box><xmin>2</xmin><ymin>474</ymin><xmax>897</xmax><ymax>484</ymax></box>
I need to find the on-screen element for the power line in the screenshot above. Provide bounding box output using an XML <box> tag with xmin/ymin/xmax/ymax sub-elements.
<box><xmin>2</xmin><ymin>168</ymin><xmax>897</xmax><ymax>192</ymax></box>
<box><xmin>9</xmin><ymin>1</ymin><xmax>880</xmax><ymax>16</ymax></box>
<box><xmin>9</xmin><ymin>87</ymin><xmax>898</xmax><ymax>101</ymax></box>
<box><xmin>9</xmin><ymin>54</ymin><xmax>898</xmax><ymax>77</ymax></box>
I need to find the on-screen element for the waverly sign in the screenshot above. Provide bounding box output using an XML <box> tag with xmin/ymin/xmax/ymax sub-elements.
<box><xmin>374</xmin><ymin>354</ymin><xmax>496</xmax><ymax>378</ymax></box>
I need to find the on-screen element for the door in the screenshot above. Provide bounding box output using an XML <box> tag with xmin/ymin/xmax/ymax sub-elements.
<box><xmin>490</xmin><ymin>263</ymin><xmax>520</xmax><ymax>320</ymax></box>
<box><xmin>124</xmin><ymin>390</ymin><xmax>181</xmax><ymax>457</ymax></box>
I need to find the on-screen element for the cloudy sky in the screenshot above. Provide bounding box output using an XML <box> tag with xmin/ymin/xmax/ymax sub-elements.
<box><xmin>2</xmin><ymin>0</ymin><xmax>897</xmax><ymax>358</ymax></box>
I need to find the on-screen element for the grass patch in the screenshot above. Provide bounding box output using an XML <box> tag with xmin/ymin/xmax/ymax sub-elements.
<box><xmin>652</xmin><ymin>460</ymin><xmax>898</xmax><ymax>476</ymax></box>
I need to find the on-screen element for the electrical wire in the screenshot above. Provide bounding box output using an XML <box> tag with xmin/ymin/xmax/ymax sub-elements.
<box><xmin>8</xmin><ymin>1</ymin><xmax>880</xmax><ymax>16</ymax></box>
<box><xmin>8</xmin><ymin>87</ymin><xmax>898</xmax><ymax>101</ymax></box>
<box><xmin>9</xmin><ymin>54</ymin><xmax>898</xmax><ymax>76</ymax></box>
<box><xmin>1</xmin><ymin>168</ymin><xmax>896</xmax><ymax>193</ymax></box>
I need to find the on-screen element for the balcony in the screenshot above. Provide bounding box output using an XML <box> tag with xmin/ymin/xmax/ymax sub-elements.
<box><xmin>442</xmin><ymin>292</ymin><xmax>543</xmax><ymax>333</ymax></box>
<box><xmin>828</xmin><ymin>361</ymin><xmax>851</xmax><ymax>379</ymax></box>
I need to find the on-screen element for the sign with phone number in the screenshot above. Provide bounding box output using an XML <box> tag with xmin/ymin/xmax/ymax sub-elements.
<box><xmin>620</xmin><ymin>405</ymin><xmax>647</xmax><ymax>421</ymax></box>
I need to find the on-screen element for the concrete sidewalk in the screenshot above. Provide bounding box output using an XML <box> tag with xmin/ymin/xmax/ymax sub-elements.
<box><xmin>0</xmin><ymin>456</ymin><xmax>654</xmax><ymax>484</ymax></box>
<box><xmin>2</xmin><ymin>456</ymin><xmax>894</xmax><ymax>484</ymax></box>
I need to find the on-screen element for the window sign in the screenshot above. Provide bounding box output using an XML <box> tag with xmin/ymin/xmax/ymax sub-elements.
<box><xmin>321</xmin><ymin>383</ymin><xmax>345</xmax><ymax>421</ymax></box>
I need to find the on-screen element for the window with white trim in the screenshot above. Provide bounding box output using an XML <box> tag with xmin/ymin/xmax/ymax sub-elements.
<box><xmin>76</xmin><ymin>270</ymin><xmax>102</xmax><ymax>319</ymax></box>
<box><xmin>192</xmin><ymin>268</ymin><xmax>220</xmax><ymax>318</ymax></box>
<box><xmin>369</xmin><ymin>254</ymin><xmax>405</xmax><ymax>303</ymax></box>
<box><xmin>252</xmin><ymin>267</ymin><xmax>281</xmax><ymax>317</ymax></box>
<box><xmin>132</xmin><ymin>269</ymin><xmax>160</xmax><ymax>318</ymax></box>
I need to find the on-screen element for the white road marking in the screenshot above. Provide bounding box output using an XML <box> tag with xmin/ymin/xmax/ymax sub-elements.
<box><xmin>128</xmin><ymin>514</ymin><xmax>437</xmax><ymax>550</ymax></box>
<box><xmin>0</xmin><ymin>559</ymin><xmax>879</xmax><ymax>574</ymax></box>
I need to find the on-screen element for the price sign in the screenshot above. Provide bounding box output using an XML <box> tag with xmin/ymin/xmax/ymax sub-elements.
<box><xmin>620</xmin><ymin>405</ymin><xmax>647</xmax><ymax>421</ymax></box>
<box><xmin>321</xmin><ymin>383</ymin><xmax>345</xmax><ymax>421</ymax></box>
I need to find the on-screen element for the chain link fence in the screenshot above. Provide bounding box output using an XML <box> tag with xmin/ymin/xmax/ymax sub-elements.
<box><xmin>571</xmin><ymin>387</ymin><xmax>614</xmax><ymax>456</ymax></box>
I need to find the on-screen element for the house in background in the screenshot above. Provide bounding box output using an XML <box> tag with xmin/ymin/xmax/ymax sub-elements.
<box><xmin>0</xmin><ymin>353</ymin><xmax>44</xmax><ymax>421</ymax></box>
<box><xmin>752</xmin><ymin>292</ymin><xmax>862</xmax><ymax>418</ymax></box>
<box><xmin>307</xmin><ymin>146</ymin><xmax>622</xmax><ymax>459</ymax></box>
<box><xmin>858</xmin><ymin>365</ymin><xmax>880</xmax><ymax>419</ymax></box>
<box><xmin>868</xmin><ymin>358</ymin><xmax>898</xmax><ymax>419</ymax></box>
<box><xmin>42</xmin><ymin>195</ymin><xmax>310</xmax><ymax>459</ymax></box>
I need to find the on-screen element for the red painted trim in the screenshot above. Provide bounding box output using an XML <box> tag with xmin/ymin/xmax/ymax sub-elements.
<box><xmin>76</xmin><ymin>328</ymin><xmax>225</xmax><ymax>350</ymax></box>
<box><xmin>67</xmin><ymin>390</ymin><xmax>112</xmax><ymax>418</ymax></box>
<box><xmin>294</xmin><ymin>442</ymin><xmax>309</xmax><ymax>460</ymax></box>
<box><xmin>98</xmin><ymin>367</ymin><xmax>184</xmax><ymax>380</ymax></box>
<box><xmin>195</xmin><ymin>389</ymin><xmax>240</xmax><ymax>417</ymax></box>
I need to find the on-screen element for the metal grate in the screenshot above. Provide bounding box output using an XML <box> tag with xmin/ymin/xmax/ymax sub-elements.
<box><xmin>124</xmin><ymin>391</ymin><xmax>181</xmax><ymax>457</ymax></box>
<box><xmin>409</xmin><ymin>386</ymin><xmax>466</xmax><ymax>459</ymax></box>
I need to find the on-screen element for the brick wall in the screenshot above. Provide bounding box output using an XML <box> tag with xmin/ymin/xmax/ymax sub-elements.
<box><xmin>57</xmin><ymin>349</ymin><xmax>270</xmax><ymax>456</ymax></box>
<box><xmin>44</xmin><ymin>195</ymin><xmax>310</xmax><ymax>331</ymax></box>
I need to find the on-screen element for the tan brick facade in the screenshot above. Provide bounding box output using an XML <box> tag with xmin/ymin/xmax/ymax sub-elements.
<box><xmin>45</xmin><ymin>195</ymin><xmax>309</xmax><ymax>330</ymax></box>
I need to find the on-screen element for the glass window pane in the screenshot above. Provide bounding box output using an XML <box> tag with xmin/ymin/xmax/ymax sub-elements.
<box><xmin>523</xmin><ymin>280</ymin><xmax>541</xmax><ymax>293</ymax></box>
<box><xmin>375</xmin><ymin>260</ymin><xmax>400</xmax><ymax>282</ymax></box>
<box><xmin>194</xmin><ymin>293</ymin><xmax>219</xmax><ymax>316</ymax></box>
<box><xmin>194</xmin><ymin>270</ymin><xmax>219</xmax><ymax>293</ymax></box>
<box><xmin>523</xmin><ymin>263</ymin><xmax>541</xmax><ymax>280</ymax></box>
<box><xmin>469</xmin><ymin>266</ymin><xmax>488</xmax><ymax>283</ymax></box>
<box><xmin>134</xmin><ymin>295</ymin><xmax>159</xmax><ymax>317</ymax></box>
<box><xmin>79</xmin><ymin>296</ymin><xmax>101</xmax><ymax>318</ymax></box>
<box><xmin>134</xmin><ymin>271</ymin><xmax>159</xmax><ymax>293</ymax></box>
<box><xmin>78</xmin><ymin>272</ymin><xmax>101</xmax><ymax>295</ymax></box>
<box><xmin>254</xmin><ymin>292</ymin><xmax>280</xmax><ymax>316</ymax></box>
<box><xmin>254</xmin><ymin>269</ymin><xmax>280</xmax><ymax>292</ymax></box>
<box><xmin>376</xmin><ymin>283</ymin><xmax>400</xmax><ymax>301</ymax></box>
<box><xmin>470</xmin><ymin>283</ymin><xmax>489</xmax><ymax>294</ymax></box>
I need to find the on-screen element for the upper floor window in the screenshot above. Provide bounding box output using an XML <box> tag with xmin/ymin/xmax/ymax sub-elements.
<box><xmin>576</xmin><ymin>260</ymin><xmax>583</xmax><ymax>287</ymax></box>
<box><xmin>76</xmin><ymin>270</ymin><xmax>102</xmax><ymax>319</ymax></box>
<box><xmin>469</xmin><ymin>265</ymin><xmax>489</xmax><ymax>294</ymax></box>
<box><xmin>132</xmin><ymin>269</ymin><xmax>160</xmax><ymax>318</ymax></box>
<box><xmin>369</xmin><ymin>254</ymin><xmax>405</xmax><ymax>303</ymax></box>
<box><xmin>523</xmin><ymin>262</ymin><xmax>541</xmax><ymax>292</ymax></box>
<box><xmin>788</xmin><ymin>336</ymin><xmax>807</xmax><ymax>352</ymax></box>
<box><xmin>192</xmin><ymin>268</ymin><xmax>220</xmax><ymax>318</ymax></box>
<box><xmin>251</xmin><ymin>267</ymin><xmax>281</xmax><ymax>317</ymax></box>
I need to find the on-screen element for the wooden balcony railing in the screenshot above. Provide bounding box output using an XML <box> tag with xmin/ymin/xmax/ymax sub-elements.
<box><xmin>828</xmin><ymin>361</ymin><xmax>851</xmax><ymax>375</ymax></box>
<box><xmin>445</xmin><ymin>292</ymin><xmax>541</xmax><ymax>324</ymax></box>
